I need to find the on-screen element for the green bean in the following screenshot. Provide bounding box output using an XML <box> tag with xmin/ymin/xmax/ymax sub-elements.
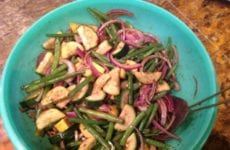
<box><xmin>92</xmin><ymin>51</ymin><xmax>114</xmax><ymax>68</ymax></box>
<box><xmin>136</xmin><ymin>45</ymin><xmax>164</xmax><ymax>61</ymax></box>
<box><xmin>25</xmin><ymin>72</ymin><xmax>82</xmax><ymax>93</ymax></box>
<box><xmin>152</xmin><ymin>91</ymin><xmax>168</xmax><ymax>100</ymax></box>
<box><xmin>88</xmin><ymin>8</ymin><xmax>116</xmax><ymax>42</ymax></box>
<box><xmin>51</xmin><ymin>64</ymin><xmax>67</xmax><ymax>75</ymax></box>
<box><xmin>46</xmin><ymin>33</ymin><xmax>75</xmax><ymax>37</ymax></box>
<box><xmin>82</xmin><ymin>114</ymin><xmax>106</xmax><ymax>136</ymax></box>
<box><xmin>145</xmin><ymin>138</ymin><xmax>173</xmax><ymax>150</ymax></box>
<box><xmin>133</xmin><ymin>82</ymin><xmax>141</xmax><ymax>91</ymax></box>
<box><xmin>79</xmin><ymin>107</ymin><xmax>123</xmax><ymax>123</ymax></box>
<box><xmin>68</xmin><ymin>76</ymin><xmax>94</xmax><ymax>97</ymax></box>
<box><xmin>120</xmin><ymin>111</ymin><xmax>146</xmax><ymax>145</ymax></box>
<box><xmin>66</xmin><ymin>141</ymin><xmax>81</xmax><ymax>148</ymax></box>
<box><xmin>139</xmin><ymin>104</ymin><xmax>154</xmax><ymax>131</ymax></box>
<box><xmin>166</xmin><ymin>64</ymin><xmax>177</xmax><ymax>80</ymax></box>
<box><xmin>128</xmin><ymin>73</ymin><xmax>134</xmax><ymax>105</ymax></box>
<box><xmin>88</xmin><ymin>8</ymin><xmax>118</xmax><ymax>44</ymax></box>
<box><xmin>51</xmin><ymin>38</ymin><xmax>61</xmax><ymax>72</ymax></box>
<box><xmin>112</xmin><ymin>132</ymin><xmax>124</xmax><ymax>142</ymax></box>
<box><xmin>145</xmin><ymin>103</ymin><xmax>158</xmax><ymax>128</ymax></box>
<box><xmin>105</xmin><ymin>122</ymin><xmax>114</xmax><ymax>141</ymax></box>
<box><xmin>114</xmin><ymin>142</ymin><xmax>123</xmax><ymax>150</ymax></box>
<box><xmin>84</xmin><ymin>124</ymin><xmax>110</xmax><ymax>149</ymax></box>
<box><xmin>69</xmin><ymin>118</ymin><xmax>108</xmax><ymax>125</ymax></box>
<box><xmin>148</xmin><ymin>59</ymin><xmax>158</xmax><ymax>72</ymax></box>
<box><xmin>22</xmin><ymin>70</ymin><xmax>67</xmax><ymax>89</ymax></box>
<box><xmin>123</xmin><ymin>44</ymin><xmax>154</xmax><ymax>59</ymax></box>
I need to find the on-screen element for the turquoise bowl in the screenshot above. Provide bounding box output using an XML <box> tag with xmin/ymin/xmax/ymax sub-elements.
<box><xmin>0</xmin><ymin>0</ymin><xmax>217</xmax><ymax>149</ymax></box>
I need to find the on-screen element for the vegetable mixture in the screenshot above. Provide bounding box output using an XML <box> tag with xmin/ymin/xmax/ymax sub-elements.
<box><xmin>20</xmin><ymin>8</ymin><xmax>181</xmax><ymax>150</ymax></box>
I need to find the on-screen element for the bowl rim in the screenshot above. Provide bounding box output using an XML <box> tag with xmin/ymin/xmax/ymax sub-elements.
<box><xmin>0</xmin><ymin>0</ymin><xmax>218</xmax><ymax>149</ymax></box>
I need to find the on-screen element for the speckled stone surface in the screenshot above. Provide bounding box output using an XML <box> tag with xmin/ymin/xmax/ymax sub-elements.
<box><xmin>0</xmin><ymin>0</ymin><xmax>229</xmax><ymax>149</ymax></box>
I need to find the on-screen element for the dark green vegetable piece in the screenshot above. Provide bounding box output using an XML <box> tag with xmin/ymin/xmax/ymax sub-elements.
<box><xmin>120</xmin><ymin>111</ymin><xmax>146</xmax><ymax>145</ymax></box>
<box><xmin>138</xmin><ymin>104</ymin><xmax>154</xmax><ymax>131</ymax></box>
<box><xmin>48</xmin><ymin>126</ymin><xmax>76</xmax><ymax>144</ymax></box>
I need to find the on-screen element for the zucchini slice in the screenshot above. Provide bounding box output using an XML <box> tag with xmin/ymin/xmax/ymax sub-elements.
<box><xmin>156</xmin><ymin>81</ymin><xmax>170</xmax><ymax>93</ymax></box>
<box><xmin>120</xmin><ymin>90</ymin><xmax>129</xmax><ymax>109</ymax></box>
<box><xmin>115</xmin><ymin>104</ymin><xmax>136</xmax><ymax>131</ymax></box>
<box><xmin>95</xmin><ymin>40</ymin><xmax>112</xmax><ymax>55</ymax></box>
<box><xmin>48</xmin><ymin>126</ymin><xmax>75</xmax><ymax>144</ymax></box>
<box><xmin>125</xmin><ymin>133</ymin><xmax>137</xmax><ymax>150</ymax></box>
<box><xmin>36</xmin><ymin>52</ymin><xmax>54</xmax><ymax>75</ymax></box>
<box><xmin>132</xmin><ymin>71</ymin><xmax>162</xmax><ymax>84</ymax></box>
<box><xmin>68</xmin><ymin>78</ymin><xmax>89</xmax><ymax>102</ymax></box>
<box><xmin>36</xmin><ymin>108</ymin><xmax>65</xmax><ymax>130</ymax></box>
<box><xmin>61</xmin><ymin>41</ymin><xmax>84</xmax><ymax>59</ymax></box>
<box><xmin>79</xmin><ymin>137</ymin><xmax>96</xmax><ymax>150</ymax></box>
<box><xmin>41</xmin><ymin>86</ymin><xmax>69</xmax><ymax>106</ymax></box>
<box><xmin>112</xmin><ymin>42</ymin><xmax>129</xmax><ymax>58</ymax></box>
<box><xmin>77</xmin><ymin>25</ymin><xmax>98</xmax><ymax>51</ymax></box>
<box><xmin>85</xmin><ymin>73</ymin><xmax>110</xmax><ymax>102</ymax></box>
<box><xmin>103</xmin><ymin>68</ymin><xmax>121</xmax><ymax>96</ymax></box>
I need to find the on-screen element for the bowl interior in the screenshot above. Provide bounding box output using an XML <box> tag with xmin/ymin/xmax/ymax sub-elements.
<box><xmin>0</xmin><ymin>0</ymin><xmax>217</xmax><ymax>149</ymax></box>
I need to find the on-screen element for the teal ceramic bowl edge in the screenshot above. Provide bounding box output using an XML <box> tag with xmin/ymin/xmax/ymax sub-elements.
<box><xmin>0</xmin><ymin>0</ymin><xmax>218</xmax><ymax>149</ymax></box>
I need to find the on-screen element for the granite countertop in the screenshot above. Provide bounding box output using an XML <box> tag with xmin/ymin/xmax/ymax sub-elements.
<box><xmin>0</xmin><ymin>0</ymin><xmax>229</xmax><ymax>149</ymax></box>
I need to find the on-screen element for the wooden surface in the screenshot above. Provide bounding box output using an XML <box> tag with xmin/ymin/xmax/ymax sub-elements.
<box><xmin>0</xmin><ymin>0</ymin><xmax>229</xmax><ymax>149</ymax></box>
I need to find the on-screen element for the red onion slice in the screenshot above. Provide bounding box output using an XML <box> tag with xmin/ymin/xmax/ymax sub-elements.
<box><xmin>157</xmin><ymin>99</ymin><xmax>167</xmax><ymax>126</ymax></box>
<box><xmin>107</xmin><ymin>9</ymin><xmax>134</xmax><ymax>18</ymax></box>
<box><xmin>108</xmin><ymin>53</ymin><xmax>141</xmax><ymax>70</ymax></box>
<box><xmin>60</xmin><ymin>59</ymin><xmax>76</xmax><ymax>84</ymax></box>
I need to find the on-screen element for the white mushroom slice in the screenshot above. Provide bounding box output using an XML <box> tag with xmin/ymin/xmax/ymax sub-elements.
<box><xmin>132</xmin><ymin>71</ymin><xmax>162</xmax><ymax>84</ymax></box>
<box><xmin>36</xmin><ymin>108</ymin><xmax>65</xmax><ymax>130</ymax></box>
<box><xmin>61</xmin><ymin>41</ymin><xmax>84</xmax><ymax>59</ymax></box>
<box><xmin>95</xmin><ymin>40</ymin><xmax>112</xmax><ymax>55</ymax></box>
<box><xmin>103</xmin><ymin>68</ymin><xmax>120</xmax><ymax>96</ymax></box>
<box><xmin>115</xmin><ymin>104</ymin><xmax>136</xmax><ymax>131</ymax></box>
<box><xmin>41</xmin><ymin>86</ymin><xmax>69</xmax><ymax>106</ymax></box>
<box><xmin>36</xmin><ymin>52</ymin><xmax>54</xmax><ymax>75</ymax></box>
<box><xmin>77</xmin><ymin>25</ymin><xmax>98</xmax><ymax>51</ymax></box>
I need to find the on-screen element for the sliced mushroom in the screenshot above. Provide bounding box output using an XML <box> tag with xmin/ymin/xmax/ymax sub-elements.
<box><xmin>115</xmin><ymin>104</ymin><xmax>136</xmax><ymax>131</ymax></box>
<box><xmin>103</xmin><ymin>68</ymin><xmax>120</xmax><ymax>96</ymax></box>
<box><xmin>36</xmin><ymin>108</ymin><xmax>65</xmax><ymax>130</ymax></box>
<box><xmin>132</xmin><ymin>71</ymin><xmax>162</xmax><ymax>84</ymax></box>
<box><xmin>77</xmin><ymin>25</ymin><xmax>98</xmax><ymax>51</ymax></box>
